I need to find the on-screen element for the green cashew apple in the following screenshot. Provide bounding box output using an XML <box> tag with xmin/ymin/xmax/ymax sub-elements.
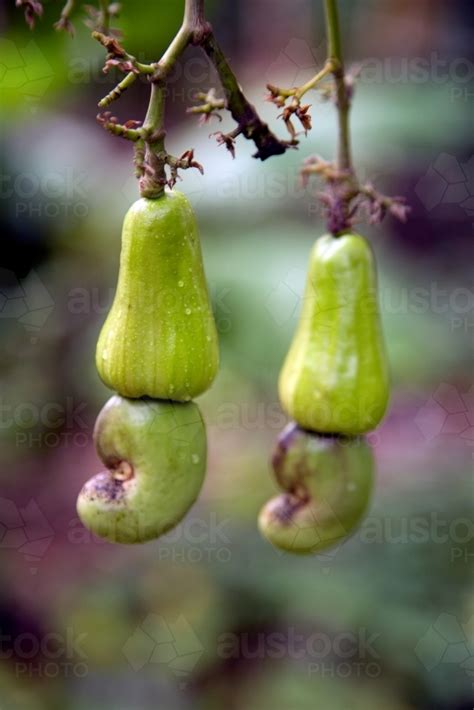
<box><xmin>279</xmin><ymin>233</ymin><xmax>389</xmax><ymax>435</ymax></box>
<box><xmin>258</xmin><ymin>422</ymin><xmax>374</xmax><ymax>554</ymax></box>
<box><xmin>96</xmin><ymin>190</ymin><xmax>219</xmax><ymax>401</ymax></box>
<box><xmin>77</xmin><ymin>395</ymin><xmax>206</xmax><ymax>544</ymax></box>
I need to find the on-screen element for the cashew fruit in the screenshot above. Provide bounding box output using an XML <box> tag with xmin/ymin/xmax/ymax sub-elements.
<box><xmin>96</xmin><ymin>191</ymin><xmax>219</xmax><ymax>401</ymax></box>
<box><xmin>77</xmin><ymin>395</ymin><xmax>206</xmax><ymax>544</ymax></box>
<box><xmin>279</xmin><ymin>233</ymin><xmax>389</xmax><ymax>435</ymax></box>
<box><xmin>258</xmin><ymin>422</ymin><xmax>374</xmax><ymax>554</ymax></box>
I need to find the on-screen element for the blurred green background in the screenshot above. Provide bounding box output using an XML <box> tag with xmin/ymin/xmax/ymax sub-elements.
<box><xmin>0</xmin><ymin>1</ymin><xmax>472</xmax><ymax>708</ymax></box>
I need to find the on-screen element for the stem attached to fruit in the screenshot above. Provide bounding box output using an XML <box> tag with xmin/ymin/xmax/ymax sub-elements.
<box><xmin>92</xmin><ymin>0</ymin><xmax>294</xmax><ymax>197</ymax></box>
<box><xmin>324</xmin><ymin>0</ymin><xmax>352</xmax><ymax>173</ymax></box>
<box><xmin>266</xmin><ymin>0</ymin><xmax>409</xmax><ymax>232</ymax></box>
<box><xmin>140</xmin><ymin>83</ymin><xmax>167</xmax><ymax>198</ymax></box>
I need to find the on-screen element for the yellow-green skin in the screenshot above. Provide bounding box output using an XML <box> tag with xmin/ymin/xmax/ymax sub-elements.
<box><xmin>77</xmin><ymin>395</ymin><xmax>206</xmax><ymax>544</ymax></box>
<box><xmin>279</xmin><ymin>233</ymin><xmax>389</xmax><ymax>435</ymax></box>
<box><xmin>258</xmin><ymin>422</ymin><xmax>374</xmax><ymax>555</ymax></box>
<box><xmin>96</xmin><ymin>191</ymin><xmax>219</xmax><ymax>401</ymax></box>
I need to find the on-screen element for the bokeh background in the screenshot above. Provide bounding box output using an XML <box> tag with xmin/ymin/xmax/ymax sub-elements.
<box><xmin>0</xmin><ymin>0</ymin><xmax>473</xmax><ymax>708</ymax></box>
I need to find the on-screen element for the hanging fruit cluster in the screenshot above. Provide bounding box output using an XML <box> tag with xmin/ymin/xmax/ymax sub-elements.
<box><xmin>77</xmin><ymin>192</ymin><xmax>219</xmax><ymax>543</ymax></box>
<box><xmin>259</xmin><ymin>232</ymin><xmax>389</xmax><ymax>554</ymax></box>
<box><xmin>18</xmin><ymin>0</ymin><xmax>409</xmax><ymax>552</ymax></box>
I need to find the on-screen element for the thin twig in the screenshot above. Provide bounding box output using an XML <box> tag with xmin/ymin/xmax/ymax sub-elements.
<box><xmin>324</xmin><ymin>0</ymin><xmax>351</xmax><ymax>171</ymax></box>
<box><xmin>98</xmin><ymin>71</ymin><xmax>137</xmax><ymax>107</ymax></box>
<box><xmin>200</xmin><ymin>32</ymin><xmax>294</xmax><ymax>160</ymax></box>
